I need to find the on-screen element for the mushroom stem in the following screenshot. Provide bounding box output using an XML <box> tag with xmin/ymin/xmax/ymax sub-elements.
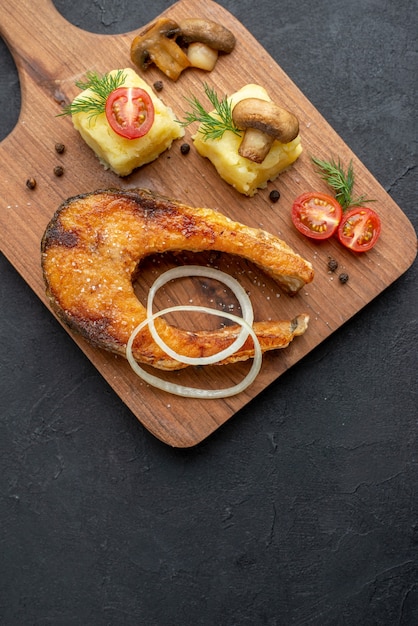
<box><xmin>238</xmin><ymin>128</ymin><xmax>275</xmax><ymax>163</ymax></box>
<box><xmin>232</xmin><ymin>98</ymin><xmax>300</xmax><ymax>163</ymax></box>
<box><xmin>186</xmin><ymin>42</ymin><xmax>219</xmax><ymax>71</ymax></box>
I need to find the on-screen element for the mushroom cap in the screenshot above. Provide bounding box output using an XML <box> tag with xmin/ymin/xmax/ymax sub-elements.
<box><xmin>232</xmin><ymin>98</ymin><xmax>299</xmax><ymax>144</ymax></box>
<box><xmin>177</xmin><ymin>18</ymin><xmax>236</xmax><ymax>53</ymax></box>
<box><xmin>137</xmin><ymin>17</ymin><xmax>180</xmax><ymax>39</ymax></box>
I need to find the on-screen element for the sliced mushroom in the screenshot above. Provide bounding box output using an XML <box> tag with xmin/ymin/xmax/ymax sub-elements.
<box><xmin>232</xmin><ymin>98</ymin><xmax>300</xmax><ymax>163</ymax></box>
<box><xmin>130</xmin><ymin>18</ymin><xmax>191</xmax><ymax>81</ymax></box>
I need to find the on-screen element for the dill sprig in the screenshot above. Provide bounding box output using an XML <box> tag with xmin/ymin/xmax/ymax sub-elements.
<box><xmin>58</xmin><ymin>70</ymin><xmax>126</xmax><ymax>118</ymax></box>
<box><xmin>311</xmin><ymin>155</ymin><xmax>374</xmax><ymax>210</ymax></box>
<box><xmin>180</xmin><ymin>83</ymin><xmax>241</xmax><ymax>141</ymax></box>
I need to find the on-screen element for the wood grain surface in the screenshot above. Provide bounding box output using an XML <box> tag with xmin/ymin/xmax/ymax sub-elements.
<box><xmin>0</xmin><ymin>0</ymin><xmax>416</xmax><ymax>447</ymax></box>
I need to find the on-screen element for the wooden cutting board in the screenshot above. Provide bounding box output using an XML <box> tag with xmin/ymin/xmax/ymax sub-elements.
<box><xmin>0</xmin><ymin>0</ymin><xmax>416</xmax><ymax>447</ymax></box>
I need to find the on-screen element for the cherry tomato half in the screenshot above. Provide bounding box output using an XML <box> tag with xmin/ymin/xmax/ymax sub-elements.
<box><xmin>337</xmin><ymin>206</ymin><xmax>381</xmax><ymax>252</ymax></box>
<box><xmin>291</xmin><ymin>192</ymin><xmax>343</xmax><ymax>240</ymax></box>
<box><xmin>105</xmin><ymin>87</ymin><xmax>154</xmax><ymax>139</ymax></box>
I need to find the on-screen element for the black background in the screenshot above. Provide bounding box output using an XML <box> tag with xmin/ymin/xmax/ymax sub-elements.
<box><xmin>1</xmin><ymin>1</ymin><xmax>417</xmax><ymax>624</ymax></box>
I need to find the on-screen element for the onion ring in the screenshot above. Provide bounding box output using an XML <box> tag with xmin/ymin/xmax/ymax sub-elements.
<box><xmin>146</xmin><ymin>265</ymin><xmax>254</xmax><ymax>366</ymax></box>
<box><xmin>126</xmin><ymin>305</ymin><xmax>262</xmax><ymax>399</ymax></box>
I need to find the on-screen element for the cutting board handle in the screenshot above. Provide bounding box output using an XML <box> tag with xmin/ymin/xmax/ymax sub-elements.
<box><xmin>0</xmin><ymin>0</ymin><xmax>142</xmax><ymax>127</ymax></box>
<box><xmin>0</xmin><ymin>0</ymin><xmax>83</xmax><ymax>72</ymax></box>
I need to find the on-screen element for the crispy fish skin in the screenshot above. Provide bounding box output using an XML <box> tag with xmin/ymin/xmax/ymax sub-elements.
<box><xmin>41</xmin><ymin>188</ymin><xmax>313</xmax><ymax>370</ymax></box>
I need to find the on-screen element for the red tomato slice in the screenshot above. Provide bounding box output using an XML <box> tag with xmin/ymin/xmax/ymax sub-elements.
<box><xmin>291</xmin><ymin>192</ymin><xmax>343</xmax><ymax>240</ymax></box>
<box><xmin>105</xmin><ymin>87</ymin><xmax>154</xmax><ymax>139</ymax></box>
<box><xmin>337</xmin><ymin>206</ymin><xmax>381</xmax><ymax>252</ymax></box>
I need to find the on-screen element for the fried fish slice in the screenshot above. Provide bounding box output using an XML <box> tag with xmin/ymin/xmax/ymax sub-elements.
<box><xmin>41</xmin><ymin>188</ymin><xmax>313</xmax><ymax>370</ymax></box>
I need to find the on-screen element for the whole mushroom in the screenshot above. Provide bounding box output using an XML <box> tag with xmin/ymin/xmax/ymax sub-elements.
<box><xmin>232</xmin><ymin>98</ymin><xmax>300</xmax><ymax>163</ymax></box>
<box><xmin>177</xmin><ymin>18</ymin><xmax>236</xmax><ymax>72</ymax></box>
<box><xmin>178</xmin><ymin>18</ymin><xmax>236</xmax><ymax>49</ymax></box>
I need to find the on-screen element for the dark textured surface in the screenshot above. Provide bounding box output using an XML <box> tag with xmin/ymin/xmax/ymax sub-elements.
<box><xmin>0</xmin><ymin>1</ymin><xmax>417</xmax><ymax>624</ymax></box>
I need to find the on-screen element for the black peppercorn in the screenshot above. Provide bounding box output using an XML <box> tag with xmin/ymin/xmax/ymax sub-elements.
<box><xmin>54</xmin><ymin>165</ymin><xmax>64</xmax><ymax>177</ymax></box>
<box><xmin>327</xmin><ymin>258</ymin><xmax>338</xmax><ymax>272</ymax></box>
<box><xmin>269</xmin><ymin>189</ymin><xmax>280</xmax><ymax>203</ymax></box>
<box><xmin>55</xmin><ymin>142</ymin><xmax>65</xmax><ymax>154</ymax></box>
<box><xmin>180</xmin><ymin>143</ymin><xmax>190</xmax><ymax>155</ymax></box>
<box><xmin>339</xmin><ymin>272</ymin><xmax>349</xmax><ymax>284</ymax></box>
<box><xmin>26</xmin><ymin>177</ymin><xmax>36</xmax><ymax>189</ymax></box>
<box><xmin>153</xmin><ymin>80</ymin><xmax>163</xmax><ymax>92</ymax></box>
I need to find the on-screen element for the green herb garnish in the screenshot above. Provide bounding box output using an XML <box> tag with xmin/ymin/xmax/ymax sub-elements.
<box><xmin>311</xmin><ymin>155</ymin><xmax>374</xmax><ymax>210</ymax></box>
<box><xmin>58</xmin><ymin>70</ymin><xmax>126</xmax><ymax>118</ymax></box>
<box><xmin>180</xmin><ymin>83</ymin><xmax>241</xmax><ymax>141</ymax></box>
